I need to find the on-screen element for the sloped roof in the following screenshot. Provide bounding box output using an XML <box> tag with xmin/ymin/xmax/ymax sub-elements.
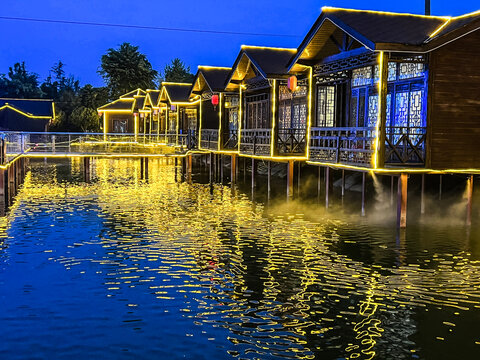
<box><xmin>97</xmin><ymin>98</ymin><xmax>135</xmax><ymax>112</ymax></box>
<box><xmin>0</xmin><ymin>98</ymin><xmax>54</xmax><ymax>118</ymax></box>
<box><xmin>134</xmin><ymin>95</ymin><xmax>145</xmax><ymax>110</ymax></box>
<box><xmin>161</xmin><ymin>82</ymin><xmax>192</xmax><ymax>103</ymax></box>
<box><xmin>191</xmin><ymin>66</ymin><xmax>232</xmax><ymax>94</ymax></box>
<box><xmin>290</xmin><ymin>7</ymin><xmax>480</xmax><ymax>69</ymax></box>
<box><xmin>145</xmin><ymin>89</ymin><xmax>161</xmax><ymax>107</ymax></box>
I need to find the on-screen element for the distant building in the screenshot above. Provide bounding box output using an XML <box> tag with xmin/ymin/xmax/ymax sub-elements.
<box><xmin>0</xmin><ymin>98</ymin><xmax>54</xmax><ymax>132</ymax></box>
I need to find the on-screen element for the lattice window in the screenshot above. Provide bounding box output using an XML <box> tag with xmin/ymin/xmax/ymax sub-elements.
<box><xmin>399</xmin><ymin>63</ymin><xmax>425</xmax><ymax>79</ymax></box>
<box><xmin>112</xmin><ymin>119</ymin><xmax>127</xmax><ymax>133</ymax></box>
<box><xmin>388</xmin><ymin>63</ymin><xmax>397</xmax><ymax>81</ymax></box>
<box><xmin>352</xmin><ymin>66</ymin><xmax>372</xmax><ymax>87</ymax></box>
<box><xmin>395</xmin><ymin>92</ymin><xmax>409</xmax><ymax>128</ymax></box>
<box><xmin>168</xmin><ymin>112</ymin><xmax>177</xmax><ymax>132</ymax></box>
<box><xmin>316</xmin><ymin>86</ymin><xmax>335</xmax><ymax>127</ymax></box>
<box><xmin>367</xmin><ymin>95</ymin><xmax>378</xmax><ymax>128</ymax></box>
<box><xmin>245</xmin><ymin>93</ymin><xmax>269</xmax><ymax>129</ymax></box>
<box><xmin>228</xmin><ymin>108</ymin><xmax>238</xmax><ymax>131</ymax></box>
<box><xmin>409</xmin><ymin>90</ymin><xmax>424</xmax><ymax>128</ymax></box>
<box><xmin>350</xmin><ymin>94</ymin><xmax>358</xmax><ymax>127</ymax></box>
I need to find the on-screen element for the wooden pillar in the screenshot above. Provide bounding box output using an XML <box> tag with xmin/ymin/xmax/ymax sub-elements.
<box><xmin>251</xmin><ymin>158</ymin><xmax>255</xmax><ymax>190</ymax></box>
<box><xmin>377</xmin><ymin>51</ymin><xmax>389</xmax><ymax>168</ymax></box>
<box><xmin>361</xmin><ymin>172</ymin><xmax>366</xmax><ymax>216</ymax></box>
<box><xmin>220</xmin><ymin>155</ymin><xmax>224</xmax><ymax>184</ymax></box>
<box><xmin>187</xmin><ymin>154</ymin><xmax>192</xmax><ymax>183</ymax></box>
<box><xmin>325</xmin><ymin>167</ymin><xmax>330</xmax><ymax>209</ymax></box>
<box><xmin>0</xmin><ymin>169</ymin><xmax>5</xmax><ymax>216</ymax></box>
<box><xmin>318</xmin><ymin>166</ymin><xmax>322</xmax><ymax>199</ymax></box>
<box><xmin>297</xmin><ymin>162</ymin><xmax>301</xmax><ymax>195</ymax></box>
<box><xmin>140</xmin><ymin>157</ymin><xmax>144</xmax><ymax>179</ymax></box>
<box><xmin>83</xmin><ymin>157</ymin><xmax>90</xmax><ymax>183</ymax></box>
<box><xmin>466</xmin><ymin>175</ymin><xmax>474</xmax><ymax>227</ymax></box>
<box><xmin>174</xmin><ymin>157</ymin><xmax>178</xmax><ymax>182</ymax></box>
<box><xmin>267</xmin><ymin>161</ymin><xmax>271</xmax><ymax>198</ymax></box>
<box><xmin>287</xmin><ymin>160</ymin><xmax>294</xmax><ymax>199</ymax></box>
<box><xmin>144</xmin><ymin>157</ymin><xmax>149</xmax><ymax>180</ymax></box>
<box><xmin>209</xmin><ymin>152</ymin><xmax>213</xmax><ymax>184</ymax></box>
<box><xmin>397</xmin><ymin>173</ymin><xmax>408</xmax><ymax>228</ymax></box>
<box><xmin>231</xmin><ymin>154</ymin><xmax>237</xmax><ymax>185</ymax></box>
<box><xmin>390</xmin><ymin>176</ymin><xmax>395</xmax><ymax>206</ymax></box>
<box><xmin>421</xmin><ymin>174</ymin><xmax>426</xmax><ymax>215</ymax></box>
<box><xmin>439</xmin><ymin>175</ymin><xmax>443</xmax><ymax>200</ymax></box>
<box><xmin>341</xmin><ymin>169</ymin><xmax>345</xmax><ymax>197</ymax></box>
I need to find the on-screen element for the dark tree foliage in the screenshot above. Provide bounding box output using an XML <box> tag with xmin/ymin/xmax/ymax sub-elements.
<box><xmin>0</xmin><ymin>62</ymin><xmax>43</xmax><ymax>98</ymax></box>
<box><xmin>98</xmin><ymin>43</ymin><xmax>158</xmax><ymax>98</ymax></box>
<box><xmin>162</xmin><ymin>58</ymin><xmax>195</xmax><ymax>83</ymax></box>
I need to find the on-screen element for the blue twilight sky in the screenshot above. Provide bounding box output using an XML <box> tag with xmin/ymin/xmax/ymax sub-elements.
<box><xmin>1</xmin><ymin>0</ymin><xmax>478</xmax><ymax>87</ymax></box>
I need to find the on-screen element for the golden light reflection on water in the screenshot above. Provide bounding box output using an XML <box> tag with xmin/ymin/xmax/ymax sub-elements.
<box><xmin>3</xmin><ymin>158</ymin><xmax>480</xmax><ymax>359</ymax></box>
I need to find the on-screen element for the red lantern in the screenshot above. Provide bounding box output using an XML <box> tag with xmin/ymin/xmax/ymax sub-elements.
<box><xmin>98</xmin><ymin>111</ymin><xmax>103</xmax><ymax>117</ymax></box>
<box><xmin>211</xmin><ymin>94</ymin><xmax>219</xmax><ymax>106</ymax></box>
<box><xmin>287</xmin><ymin>76</ymin><xmax>297</xmax><ymax>92</ymax></box>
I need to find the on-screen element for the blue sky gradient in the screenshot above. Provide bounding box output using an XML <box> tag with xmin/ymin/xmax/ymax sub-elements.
<box><xmin>1</xmin><ymin>0</ymin><xmax>478</xmax><ymax>87</ymax></box>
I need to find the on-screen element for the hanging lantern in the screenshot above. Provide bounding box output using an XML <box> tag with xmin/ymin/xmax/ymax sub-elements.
<box><xmin>153</xmin><ymin>109</ymin><xmax>158</xmax><ymax>115</ymax></box>
<box><xmin>287</xmin><ymin>75</ymin><xmax>298</xmax><ymax>92</ymax></box>
<box><xmin>133</xmin><ymin>112</ymin><xmax>139</xmax><ymax>117</ymax></box>
<box><xmin>171</xmin><ymin>105</ymin><xmax>176</xmax><ymax>111</ymax></box>
<box><xmin>140</xmin><ymin>112</ymin><xmax>145</xmax><ymax>118</ymax></box>
<box><xmin>211</xmin><ymin>94</ymin><xmax>219</xmax><ymax>111</ymax></box>
<box><xmin>97</xmin><ymin>111</ymin><xmax>103</xmax><ymax>117</ymax></box>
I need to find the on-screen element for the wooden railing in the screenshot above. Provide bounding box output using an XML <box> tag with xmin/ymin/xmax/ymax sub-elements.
<box><xmin>310</xmin><ymin>127</ymin><xmax>375</xmax><ymax>166</ymax></box>
<box><xmin>277</xmin><ymin>128</ymin><xmax>306</xmax><ymax>155</ymax></box>
<box><xmin>223</xmin><ymin>129</ymin><xmax>238</xmax><ymax>150</ymax></box>
<box><xmin>386</xmin><ymin>126</ymin><xmax>426</xmax><ymax>166</ymax></box>
<box><xmin>200</xmin><ymin>129</ymin><xmax>219</xmax><ymax>150</ymax></box>
<box><xmin>239</xmin><ymin>129</ymin><xmax>271</xmax><ymax>155</ymax></box>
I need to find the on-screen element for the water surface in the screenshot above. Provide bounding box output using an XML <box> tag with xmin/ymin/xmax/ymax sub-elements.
<box><xmin>1</xmin><ymin>158</ymin><xmax>479</xmax><ymax>359</ymax></box>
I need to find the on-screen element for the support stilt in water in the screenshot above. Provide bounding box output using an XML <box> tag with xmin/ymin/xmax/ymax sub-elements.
<box><xmin>231</xmin><ymin>154</ymin><xmax>237</xmax><ymax>185</ymax></box>
<box><xmin>251</xmin><ymin>158</ymin><xmax>256</xmax><ymax>196</ymax></box>
<box><xmin>140</xmin><ymin>157</ymin><xmax>144</xmax><ymax>179</ymax></box>
<box><xmin>287</xmin><ymin>160</ymin><xmax>294</xmax><ymax>199</ymax></box>
<box><xmin>421</xmin><ymin>174</ymin><xmax>425</xmax><ymax>215</ymax></box>
<box><xmin>243</xmin><ymin>157</ymin><xmax>246</xmax><ymax>183</ymax></box>
<box><xmin>341</xmin><ymin>170</ymin><xmax>345</xmax><ymax>197</ymax></box>
<box><xmin>318</xmin><ymin>166</ymin><xmax>321</xmax><ymax>199</ymax></box>
<box><xmin>390</xmin><ymin>176</ymin><xmax>395</xmax><ymax>207</ymax></box>
<box><xmin>297</xmin><ymin>162</ymin><xmax>301</xmax><ymax>196</ymax></box>
<box><xmin>83</xmin><ymin>157</ymin><xmax>90</xmax><ymax>183</ymax></box>
<box><xmin>439</xmin><ymin>175</ymin><xmax>443</xmax><ymax>200</ymax></box>
<box><xmin>397</xmin><ymin>173</ymin><xmax>408</xmax><ymax>228</ymax></box>
<box><xmin>187</xmin><ymin>154</ymin><xmax>192</xmax><ymax>183</ymax></box>
<box><xmin>174</xmin><ymin>157</ymin><xmax>178</xmax><ymax>182</ymax></box>
<box><xmin>0</xmin><ymin>168</ymin><xmax>5</xmax><ymax>216</ymax></box>
<box><xmin>144</xmin><ymin>157</ymin><xmax>149</xmax><ymax>180</ymax></box>
<box><xmin>466</xmin><ymin>175</ymin><xmax>474</xmax><ymax>226</ymax></box>
<box><xmin>220</xmin><ymin>155</ymin><xmax>224</xmax><ymax>184</ymax></box>
<box><xmin>267</xmin><ymin>161</ymin><xmax>271</xmax><ymax>199</ymax></box>
<box><xmin>325</xmin><ymin>167</ymin><xmax>330</xmax><ymax>209</ymax></box>
<box><xmin>361</xmin><ymin>172</ymin><xmax>366</xmax><ymax>216</ymax></box>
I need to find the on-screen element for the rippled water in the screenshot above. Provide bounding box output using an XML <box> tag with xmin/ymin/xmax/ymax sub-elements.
<box><xmin>1</xmin><ymin>158</ymin><xmax>480</xmax><ymax>359</ymax></box>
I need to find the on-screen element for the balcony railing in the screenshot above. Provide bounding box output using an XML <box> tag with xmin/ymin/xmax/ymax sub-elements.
<box><xmin>386</xmin><ymin>126</ymin><xmax>426</xmax><ymax>166</ymax></box>
<box><xmin>277</xmin><ymin>128</ymin><xmax>306</xmax><ymax>155</ymax></box>
<box><xmin>239</xmin><ymin>129</ymin><xmax>271</xmax><ymax>156</ymax></box>
<box><xmin>310</xmin><ymin>127</ymin><xmax>375</xmax><ymax>166</ymax></box>
<box><xmin>223</xmin><ymin>129</ymin><xmax>238</xmax><ymax>150</ymax></box>
<box><xmin>200</xmin><ymin>129</ymin><xmax>219</xmax><ymax>150</ymax></box>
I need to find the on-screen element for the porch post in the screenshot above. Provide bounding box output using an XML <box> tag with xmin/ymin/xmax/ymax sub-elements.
<box><xmin>231</xmin><ymin>154</ymin><xmax>237</xmax><ymax>185</ymax></box>
<box><xmin>325</xmin><ymin>167</ymin><xmax>330</xmax><ymax>209</ymax></box>
<box><xmin>377</xmin><ymin>52</ymin><xmax>389</xmax><ymax>168</ymax></box>
<box><xmin>267</xmin><ymin>161</ymin><xmax>271</xmax><ymax>198</ymax></box>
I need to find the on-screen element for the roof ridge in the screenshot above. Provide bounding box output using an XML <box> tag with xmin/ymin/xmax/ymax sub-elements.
<box><xmin>241</xmin><ymin>45</ymin><xmax>297</xmax><ymax>51</ymax></box>
<box><xmin>322</xmin><ymin>6</ymin><xmax>450</xmax><ymax>19</ymax></box>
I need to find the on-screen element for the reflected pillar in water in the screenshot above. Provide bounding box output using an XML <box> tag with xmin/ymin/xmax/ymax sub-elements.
<box><xmin>287</xmin><ymin>160</ymin><xmax>294</xmax><ymax>200</ymax></box>
<box><xmin>466</xmin><ymin>175</ymin><xmax>474</xmax><ymax>226</ymax></box>
<box><xmin>317</xmin><ymin>166</ymin><xmax>321</xmax><ymax>200</ymax></box>
<box><xmin>397</xmin><ymin>173</ymin><xmax>408</xmax><ymax>228</ymax></box>
<box><xmin>361</xmin><ymin>172</ymin><xmax>366</xmax><ymax>216</ymax></box>
<box><xmin>251</xmin><ymin>158</ymin><xmax>256</xmax><ymax>198</ymax></box>
<box><xmin>341</xmin><ymin>169</ymin><xmax>345</xmax><ymax>198</ymax></box>
<box><xmin>174</xmin><ymin>157</ymin><xmax>178</xmax><ymax>182</ymax></box>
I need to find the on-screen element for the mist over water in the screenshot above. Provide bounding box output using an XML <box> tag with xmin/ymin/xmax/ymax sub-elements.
<box><xmin>0</xmin><ymin>158</ymin><xmax>479</xmax><ymax>359</ymax></box>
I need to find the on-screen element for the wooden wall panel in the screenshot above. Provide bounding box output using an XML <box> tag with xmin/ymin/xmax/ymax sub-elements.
<box><xmin>429</xmin><ymin>30</ymin><xmax>480</xmax><ymax>169</ymax></box>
